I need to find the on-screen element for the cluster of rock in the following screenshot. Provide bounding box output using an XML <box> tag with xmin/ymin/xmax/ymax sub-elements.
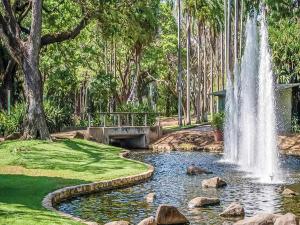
<box><xmin>104</xmin><ymin>170</ymin><xmax>300</xmax><ymax>225</ymax></box>
<box><xmin>234</xmin><ymin>212</ymin><xmax>299</xmax><ymax>225</ymax></box>
<box><xmin>105</xmin><ymin>205</ymin><xmax>188</xmax><ymax>225</ymax></box>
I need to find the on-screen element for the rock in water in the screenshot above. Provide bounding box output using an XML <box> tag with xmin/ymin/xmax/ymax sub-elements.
<box><xmin>274</xmin><ymin>213</ymin><xmax>298</xmax><ymax>225</ymax></box>
<box><xmin>155</xmin><ymin>205</ymin><xmax>189</xmax><ymax>225</ymax></box>
<box><xmin>105</xmin><ymin>221</ymin><xmax>129</xmax><ymax>225</ymax></box>
<box><xmin>137</xmin><ymin>216</ymin><xmax>157</xmax><ymax>225</ymax></box>
<box><xmin>219</xmin><ymin>202</ymin><xmax>245</xmax><ymax>217</ymax></box>
<box><xmin>187</xmin><ymin>165</ymin><xmax>212</xmax><ymax>175</ymax></box>
<box><xmin>282</xmin><ymin>188</ymin><xmax>298</xmax><ymax>197</ymax></box>
<box><xmin>145</xmin><ymin>193</ymin><xmax>156</xmax><ymax>203</ymax></box>
<box><xmin>234</xmin><ymin>213</ymin><xmax>280</xmax><ymax>225</ymax></box>
<box><xmin>188</xmin><ymin>197</ymin><xmax>220</xmax><ymax>208</ymax></box>
<box><xmin>202</xmin><ymin>177</ymin><xmax>227</xmax><ymax>188</ymax></box>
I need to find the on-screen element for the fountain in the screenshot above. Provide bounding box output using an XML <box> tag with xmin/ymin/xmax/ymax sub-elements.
<box><xmin>224</xmin><ymin>11</ymin><xmax>280</xmax><ymax>183</ymax></box>
<box><xmin>239</xmin><ymin>14</ymin><xmax>259</xmax><ymax>171</ymax></box>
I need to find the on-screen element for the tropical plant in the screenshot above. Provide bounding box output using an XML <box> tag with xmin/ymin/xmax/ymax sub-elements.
<box><xmin>211</xmin><ymin>112</ymin><xmax>225</xmax><ymax>130</ymax></box>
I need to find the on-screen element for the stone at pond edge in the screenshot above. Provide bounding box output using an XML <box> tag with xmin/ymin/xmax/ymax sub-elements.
<box><xmin>155</xmin><ymin>204</ymin><xmax>189</xmax><ymax>225</ymax></box>
<box><xmin>4</xmin><ymin>132</ymin><xmax>21</xmax><ymax>141</ymax></box>
<box><xmin>202</xmin><ymin>177</ymin><xmax>227</xmax><ymax>188</ymax></box>
<box><xmin>274</xmin><ymin>213</ymin><xmax>299</xmax><ymax>225</ymax></box>
<box><xmin>137</xmin><ymin>216</ymin><xmax>157</xmax><ymax>225</ymax></box>
<box><xmin>105</xmin><ymin>221</ymin><xmax>130</xmax><ymax>225</ymax></box>
<box><xmin>282</xmin><ymin>187</ymin><xmax>298</xmax><ymax>197</ymax></box>
<box><xmin>187</xmin><ymin>165</ymin><xmax>212</xmax><ymax>175</ymax></box>
<box><xmin>188</xmin><ymin>197</ymin><xmax>220</xmax><ymax>208</ymax></box>
<box><xmin>145</xmin><ymin>192</ymin><xmax>156</xmax><ymax>203</ymax></box>
<box><xmin>219</xmin><ymin>202</ymin><xmax>245</xmax><ymax>217</ymax></box>
<box><xmin>234</xmin><ymin>213</ymin><xmax>280</xmax><ymax>225</ymax></box>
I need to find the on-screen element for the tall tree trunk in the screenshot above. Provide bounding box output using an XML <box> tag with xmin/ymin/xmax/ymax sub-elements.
<box><xmin>196</xmin><ymin>22</ymin><xmax>202</xmax><ymax>123</ymax></box>
<box><xmin>0</xmin><ymin>60</ymin><xmax>17</xmax><ymax>109</ymax></box>
<box><xmin>210</xmin><ymin>48</ymin><xmax>214</xmax><ymax>116</ymax></box>
<box><xmin>221</xmin><ymin>32</ymin><xmax>225</xmax><ymax>90</ymax></box>
<box><xmin>234</xmin><ymin>0</ymin><xmax>239</xmax><ymax>63</ymax></box>
<box><xmin>22</xmin><ymin>60</ymin><xmax>49</xmax><ymax>139</ymax></box>
<box><xmin>22</xmin><ymin>0</ymin><xmax>50</xmax><ymax>139</ymax></box>
<box><xmin>239</xmin><ymin>0</ymin><xmax>244</xmax><ymax>59</ymax></box>
<box><xmin>227</xmin><ymin>0</ymin><xmax>233</xmax><ymax>76</ymax></box>
<box><xmin>202</xmin><ymin>28</ymin><xmax>207</xmax><ymax>121</ymax></box>
<box><xmin>186</xmin><ymin>12</ymin><xmax>191</xmax><ymax>125</ymax></box>
<box><xmin>177</xmin><ymin>0</ymin><xmax>183</xmax><ymax>126</ymax></box>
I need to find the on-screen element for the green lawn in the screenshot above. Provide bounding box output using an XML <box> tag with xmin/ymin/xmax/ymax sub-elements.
<box><xmin>0</xmin><ymin>139</ymin><xmax>148</xmax><ymax>225</ymax></box>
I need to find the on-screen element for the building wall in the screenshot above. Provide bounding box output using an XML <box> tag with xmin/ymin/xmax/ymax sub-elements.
<box><xmin>276</xmin><ymin>89</ymin><xmax>292</xmax><ymax>132</ymax></box>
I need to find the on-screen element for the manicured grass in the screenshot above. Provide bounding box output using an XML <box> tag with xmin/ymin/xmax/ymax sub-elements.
<box><xmin>0</xmin><ymin>139</ymin><xmax>148</xmax><ymax>225</ymax></box>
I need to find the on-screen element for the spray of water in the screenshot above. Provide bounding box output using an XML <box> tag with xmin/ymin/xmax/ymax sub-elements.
<box><xmin>256</xmin><ymin>13</ymin><xmax>280</xmax><ymax>182</ymax></box>
<box><xmin>223</xmin><ymin>12</ymin><xmax>281</xmax><ymax>183</ymax></box>
<box><xmin>238</xmin><ymin>14</ymin><xmax>259</xmax><ymax>171</ymax></box>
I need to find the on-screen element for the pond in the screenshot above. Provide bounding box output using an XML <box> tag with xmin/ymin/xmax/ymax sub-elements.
<box><xmin>57</xmin><ymin>151</ymin><xmax>300</xmax><ymax>225</ymax></box>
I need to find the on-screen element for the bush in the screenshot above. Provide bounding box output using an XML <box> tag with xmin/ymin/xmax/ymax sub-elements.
<box><xmin>44</xmin><ymin>101</ymin><xmax>74</xmax><ymax>133</ymax></box>
<box><xmin>211</xmin><ymin>112</ymin><xmax>225</xmax><ymax>131</ymax></box>
<box><xmin>0</xmin><ymin>103</ymin><xmax>25</xmax><ymax>136</ymax></box>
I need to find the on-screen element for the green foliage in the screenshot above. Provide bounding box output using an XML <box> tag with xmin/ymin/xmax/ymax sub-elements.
<box><xmin>117</xmin><ymin>103</ymin><xmax>157</xmax><ymax>126</ymax></box>
<box><xmin>269</xmin><ymin>18</ymin><xmax>300</xmax><ymax>83</ymax></box>
<box><xmin>44</xmin><ymin>101</ymin><xmax>74</xmax><ymax>133</ymax></box>
<box><xmin>292</xmin><ymin>117</ymin><xmax>300</xmax><ymax>133</ymax></box>
<box><xmin>0</xmin><ymin>103</ymin><xmax>25</xmax><ymax>136</ymax></box>
<box><xmin>211</xmin><ymin>112</ymin><xmax>225</xmax><ymax>131</ymax></box>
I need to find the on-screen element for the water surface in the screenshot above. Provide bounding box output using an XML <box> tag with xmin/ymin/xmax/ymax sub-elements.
<box><xmin>58</xmin><ymin>151</ymin><xmax>300</xmax><ymax>225</ymax></box>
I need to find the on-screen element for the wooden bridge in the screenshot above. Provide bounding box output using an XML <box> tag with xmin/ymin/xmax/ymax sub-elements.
<box><xmin>87</xmin><ymin>112</ymin><xmax>161</xmax><ymax>148</ymax></box>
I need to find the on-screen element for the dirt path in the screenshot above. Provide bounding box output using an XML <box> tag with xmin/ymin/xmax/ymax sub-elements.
<box><xmin>152</xmin><ymin>125</ymin><xmax>300</xmax><ymax>156</ymax></box>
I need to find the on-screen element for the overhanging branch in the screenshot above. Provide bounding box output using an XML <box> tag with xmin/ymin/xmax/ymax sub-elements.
<box><xmin>41</xmin><ymin>17</ymin><xmax>89</xmax><ymax>46</ymax></box>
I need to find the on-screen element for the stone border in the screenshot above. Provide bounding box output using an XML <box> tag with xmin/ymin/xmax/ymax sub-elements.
<box><xmin>42</xmin><ymin>150</ymin><xmax>154</xmax><ymax>225</ymax></box>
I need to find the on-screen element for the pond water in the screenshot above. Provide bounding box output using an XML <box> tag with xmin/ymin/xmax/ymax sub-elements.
<box><xmin>57</xmin><ymin>151</ymin><xmax>300</xmax><ymax>225</ymax></box>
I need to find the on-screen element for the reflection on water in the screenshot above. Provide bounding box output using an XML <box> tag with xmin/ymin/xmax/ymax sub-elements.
<box><xmin>58</xmin><ymin>152</ymin><xmax>300</xmax><ymax>225</ymax></box>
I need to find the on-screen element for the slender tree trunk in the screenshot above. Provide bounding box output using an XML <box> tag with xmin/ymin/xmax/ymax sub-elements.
<box><xmin>227</xmin><ymin>0</ymin><xmax>233</xmax><ymax>76</ymax></box>
<box><xmin>196</xmin><ymin>22</ymin><xmax>202</xmax><ymax>123</ymax></box>
<box><xmin>202</xmin><ymin>28</ymin><xmax>207</xmax><ymax>120</ymax></box>
<box><xmin>186</xmin><ymin>13</ymin><xmax>191</xmax><ymax>125</ymax></box>
<box><xmin>210</xmin><ymin>48</ymin><xmax>214</xmax><ymax>116</ymax></box>
<box><xmin>239</xmin><ymin>0</ymin><xmax>244</xmax><ymax>59</ymax></box>
<box><xmin>0</xmin><ymin>60</ymin><xmax>17</xmax><ymax>109</ymax></box>
<box><xmin>177</xmin><ymin>0</ymin><xmax>183</xmax><ymax>126</ymax></box>
<box><xmin>221</xmin><ymin>32</ymin><xmax>225</xmax><ymax>90</ymax></box>
<box><xmin>234</xmin><ymin>0</ymin><xmax>239</xmax><ymax>63</ymax></box>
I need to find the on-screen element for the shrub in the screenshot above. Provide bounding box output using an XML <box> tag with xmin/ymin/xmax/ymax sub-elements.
<box><xmin>211</xmin><ymin>112</ymin><xmax>225</xmax><ymax>131</ymax></box>
<box><xmin>0</xmin><ymin>103</ymin><xmax>25</xmax><ymax>136</ymax></box>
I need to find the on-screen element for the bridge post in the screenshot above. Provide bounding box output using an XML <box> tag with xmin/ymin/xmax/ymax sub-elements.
<box><xmin>144</xmin><ymin>114</ymin><xmax>147</xmax><ymax>126</ymax></box>
<box><xmin>103</xmin><ymin>114</ymin><xmax>106</xmax><ymax>127</ymax></box>
<box><xmin>118</xmin><ymin>114</ymin><xmax>121</xmax><ymax>127</ymax></box>
<box><xmin>131</xmin><ymin>114</ymin><xmax>134</xmax><ymax>126</ymax></box>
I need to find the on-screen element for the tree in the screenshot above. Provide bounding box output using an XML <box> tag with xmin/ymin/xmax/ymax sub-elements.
<box><xmin>0</xmin><ymin>0</ymin><xmax>90</xmax><ymax>139</ymax></box>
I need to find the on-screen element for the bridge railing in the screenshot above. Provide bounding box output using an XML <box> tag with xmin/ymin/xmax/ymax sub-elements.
<box><xmin>88</xmin><ymin>112</ymin><xmax>160</xmax><ymax>128</ymax></box>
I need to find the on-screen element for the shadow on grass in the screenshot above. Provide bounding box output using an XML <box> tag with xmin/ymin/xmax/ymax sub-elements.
<box><xmin>7</xmin><ymin>139</ymin><xmax>136</xmax><ymax>174</ymax></box>
<box><xmin>0</xmin><ymin>174</ymin><xmax>85</xmax><ymax>211</ymax></box>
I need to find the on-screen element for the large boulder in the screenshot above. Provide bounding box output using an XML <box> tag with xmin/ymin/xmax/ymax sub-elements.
<box><xmin>137</xmin><ymin>216</ymin><xmax>157</xmax><ymax>225</ymax></box>
<box><xmin>202</xmin><ymin>177</ymin><xmax>227</xmax><ymax>188</ymax></box>
<box><xmin>187</xmin><ymin>165</ymin><xmax>212</xmax><ymax>175</ymax></box>
<box><xmin>274</xmin><ymin>213</ymin><xmax>298</xmax><ymax>225</ymax></box>
<box><xmin>155</xmin><ymin>205</ymin><xmax>189</xmax><ymax>225</ymax></box>
<box><xmin>105</xmin><ymin>221</ymin><xmax>129</xmax><ymax>225</ymax></box>
<box><xmin>220</xmin><ymin>202</ymin><xmax>245</xmax><ymax>217</ymax></box>
<box><xmin>5</xmin><ymin>132</ymin><xmax>21</xmax><ymax>141</ymax></box>
<box><xmin>234</xmin><ymin>213</ymin><xmax>280</xmax><ymax>225</ymax></box>
<box><xmin>188</xmin><ymin>197</ymin><xmax>220</xmax><ymax>208</ymax></box>
<box><xmin>282</xmin><ymin>188</ymin><xmax>298</xmax><ymax>197</ymax></box>
<box><xmin>145</xmin><ymin>193</ymin><xmax>156</xmax><ymax>203</ymax></box>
